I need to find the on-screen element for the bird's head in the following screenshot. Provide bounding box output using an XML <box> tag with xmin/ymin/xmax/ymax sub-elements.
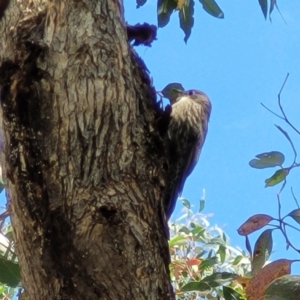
<box><xmin>185</xmin><ymin>89</ymin><xmax>206</xmax><ymax>97</ymax></box>
<box><xmin>180</xmin><ymin>89</ymin><xmax>211</xmax><ymax>106</ymax></box>
<box><xmin>176</xmin><ymin>89</ymin><xmax>212</xmax><ymax>117</ymax></box>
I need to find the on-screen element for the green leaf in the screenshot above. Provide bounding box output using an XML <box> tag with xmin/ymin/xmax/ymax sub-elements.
<box><xmin>223</xmin><ymin>285</ymin><xmax>244</xmax><ymax>300</ymax></box>
<box><xmin>265</xmin><ymin>275</ymin><xmax>300</xmax><ymax>300</ymax></box>
<box><xmin>190</xmin><ymin>222</ymin><xmax>196</xmax><ymax>228</ymax></box>
<box><xmin>179</xmin><ymin>0</ymin><xmax>195</xmax><ymax>43</ymax></box>
<box><xmin>178</xmin><ymin>226</ymin><xmax>191</xmax><ymax>234</ymax></box>
<box><xmin>288</xmin><ymin>209</ymin><xmax>300</xmax><ymax>224</ymax></box>
<box><xmin>259</xmin><ymin>0</ymin><xmax>268</xmax><ymax>19</ymax></box>
<box><xmin>161</xmin><ymin>82</ymin><xmax>185</xmax><ymax>104</ymax></box>
<box><xmin>232</xmin><ymin>255</ymin><xmax>243</xmax><ymax>265</ymax></box>
<box><xmin>251</xmin><ymin>229</ymin><xmax>273</xmax><ymax>276</ymax></box>
<box><xmin>249</xmin><ymin>151</ymin><xmax>285</xmax><ymax>169</ymax></box>
<box><xmin>199</xmin><ymin>0</ymin><xmax>224</xmax><ymax>18</ymax></box>
<box><xmin>180</xmin><ymin>281</ymin><xmax>211</xmax><ymax>292</ymax></box>
<box><xmin>217</xmin><ymin>244</ymin><xmax>226</xmax><ymax>264</ymax></box>
<box><xmin>202</xmin><ymin>272</ymin><xmax>239</xmax><ymax>285</ymax></box>
<box><xmin>168</xmin><ymin>235</ymin><xmax>187</xmax><ymax>247</ymax></box>
<box><xmin>0</xmin><ymin>256</ymin><xmax>21</xmax><ymax>287</ymax></box>
<box><xmin>199</xmin><ymin>256</ymin><xmax>218</xmax><ymax>270</ymax></box>
<box><xmin>199</xmin><ymin>199</ymin><xmax>205</xmax><ymax>212</ymax></box>
<box><xmin>180</xmin><ymin>198</ymin><xmax>191</xmax><ymax>209</ymax></box>
<box><xmin>265</xmin><ymin>168</ymin><xmax>289</xmax><ymax>187</ymax></box>
<box><xmin>157</xmin><ymin>0</ymin><xmax>177</xmax><ymax>28</ymax></box>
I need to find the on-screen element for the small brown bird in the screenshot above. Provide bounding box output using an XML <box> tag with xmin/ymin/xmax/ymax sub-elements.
<box><xmin>164</xmin><ymin>89</ymin><xmax>211</xmax><ymax>219</ymax></box>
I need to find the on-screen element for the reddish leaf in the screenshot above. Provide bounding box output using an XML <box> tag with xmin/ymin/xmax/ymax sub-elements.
<box><xmin>238</xmin><ymin>214</ymin><xmax>273</xmax><ymax>236</ymax></box>
<box><xmin>186</xmin><ymin>258</ymin><xmax>201</xmax><ymax>266</ymax></box>
<box><xmin>246</xmin><ymin>259</ymin><xmax>292</xmax><ymax>300</ymax></box>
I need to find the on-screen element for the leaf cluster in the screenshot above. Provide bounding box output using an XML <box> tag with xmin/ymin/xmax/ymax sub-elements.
<box><xmin>236</xmin><ymin>75</ymin><xmax>300</xmax><ymax>299</ymax></box>
<box><xmin>135</xmin><ymin>0</ymin><xmax>281</xmax><ymax>42</ymax></box>
<box><xmin>0</xmin><ymin>218</ymin><xmax>21</xmax><ymax>300</ymax></box>
<box><xmin>138</xmin><ymin>0</ymin><xmax>224</xmax><ymax>42</ymax></box>
<box><xmin>169</xmin><ymin>198</ymin><xmax>250</xmax><ymax>299</ymax></box>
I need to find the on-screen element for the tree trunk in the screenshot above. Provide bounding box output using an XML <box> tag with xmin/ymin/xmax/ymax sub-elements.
<box><xmin>0</xmin><ymin>1</ymin><xmax>173</xmax><ymax>299</ymax></box>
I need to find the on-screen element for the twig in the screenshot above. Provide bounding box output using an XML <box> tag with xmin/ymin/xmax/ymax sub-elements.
<box><xmin>260</xmin><ymin>103</ymin><xmax>284</xmax><ymax>120</ymax></box>
<box><xmin>275</xmin><ymin>125</ymin><xmax>297</xmax><ymax>164</ymax></box>
<box><xmin>262</xmin><ymin>74</ymin><xmax>300</xmax><ymax>136</ymax></box>
<box><xmin>278</xmin><ymin>73</ymin><xmax>300</xmax><ymax>136</ymax></box>
<box><xmin>278</xmin><ymin>179</ymin><xmax>287</xmax><ymax>195</ymax></box>
<box><xmin>278</xmin><ymin>73</ymin><xmax>289</xmax><ymax>95</ymax></box>
<box><xmin>291</xmin><ymin>187</ymin><xmax>300</xmax><ymax>208</ymax></box>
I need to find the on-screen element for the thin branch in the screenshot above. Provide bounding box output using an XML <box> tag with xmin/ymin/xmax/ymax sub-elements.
<box><xmin>278</xmin><ymin>73</ymin><xmax>300</xmax><ymax>136</ymax></box>
<box><xmin>281</xmin><ymin>222</ymin><xmax>300</xmax><ymax>254</ymax></box>
<box><xmin>275</xmin><ymin>125</ymin><xmax>297</xmax><ymax>164</ymax></box>
<box><xmin>277</xmin><ymin>192</ymin><xmax>282</xmax><ymax>220</ymax></box>
<box><xmin>260</xmin><ymin>103</ymin><xmax>284</xmax><ymax>120</ymax></box>
<box><xmin>278</xmin><ymin>179</ymin><xmax>287</xmax><ymax>195</ymax></box>
<box><xmin>283</xmin><ymin>221</ymin><xmax>300</xmax><ymax>233</ymax></box>
<box><xmin>291</xmin><ymin>187</ymin><xmax>300</xmax><ymax>208</ymax></box>
<box><xmin>263</xmin><ymin>74</ymin><xmax>300</xmax><ymax>136</ymax></box>
<box><xmin>278</xmin><ymin>73</ymin><xmax>289</xmax><ymax>95</ymax></box>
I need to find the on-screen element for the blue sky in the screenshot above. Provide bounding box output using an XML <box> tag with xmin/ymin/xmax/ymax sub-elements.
<box><xmin>124</xmin><ymin>1</ymin><xmax>300</xmax><ymax>273</ymax></box>
<box><xmin>1</xmin><ymin>1</ymin><xmax>300</xmax><ymax>275</ymax></box>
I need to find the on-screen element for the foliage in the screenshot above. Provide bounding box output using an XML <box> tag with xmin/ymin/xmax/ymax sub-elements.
<box><xmin>0</xmin><ymin>213</ymin><xmax>21</xmax><ymax>300</ymax></box>
<box><xmin>169</xmin><ymin>198</ymin><xmax>250</xmax><ymax>299</ymax></box>
<box><xmin>136</xmin><ymin>0</ymin><xmax>281</xmax><ymax>42</ymax></box>
<box><xmin>237</xmin><ymin>75</ymin><xmax>300</xmax><ymax>299</ymax></box>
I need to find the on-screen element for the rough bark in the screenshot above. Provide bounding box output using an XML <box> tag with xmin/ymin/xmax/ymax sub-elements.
<box><xmin>0</xmin><ymin>0</ymin><xmax>172</xmax><ymax>299</ymax></box>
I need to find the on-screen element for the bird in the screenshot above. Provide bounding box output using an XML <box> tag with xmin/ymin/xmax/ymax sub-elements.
<box><xmin>164</xmin><ymin>89</ymin><xmax>212</xmax><ymax>220</ymax></box>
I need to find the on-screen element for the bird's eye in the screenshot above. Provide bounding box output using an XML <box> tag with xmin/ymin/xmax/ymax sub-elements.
<box><xmin>188</xmin><ymin>90</ymin><xmax>195</xmax><ymax>95</ymax></box>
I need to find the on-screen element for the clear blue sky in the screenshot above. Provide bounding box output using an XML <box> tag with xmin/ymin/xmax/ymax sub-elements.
<box><xmin>1</xmin><ymin>1</ymin><xmax>300</xmax><ymax>274</ymax></box>
<box><xmin>124</xmin><ymin>1</ymin><xmax>300</xmax><ymax>273</ymax></box>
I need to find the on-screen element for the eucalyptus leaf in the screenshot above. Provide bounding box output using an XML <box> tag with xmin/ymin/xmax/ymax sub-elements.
<box><xmin>180</xmin><ymin>198</ymin><xmax>191</xmax><ymax>209</ymax></box>
<box><xmin>265</xmin><ymin>275</ymin><xmax>300</xmax><ymax>300</ymax></box>
<box><xmin>199</xmin><ymin>0</ymin><xmax>224</xmax><ymax>18</ymax></box>
<box><xmin>265</xmin><ymin>168</ymin><xmax>289</xmax><ymax>187</ymax></box>
<box><xmin>223</xmin><ymin>285</ymin><xmax>244</xmax><ymax>300</ymax></box>
<box><xmin>288</xmin><ymin>209</ymin><xmax>300</xmax><ymax>224</ymax></box>
<box><xmin>179</xmin><ymin>0</ymin><xmax>195</xmax><ymax>43</ymax></box>
<box><xmin>181</xmin><ymin>281</ymin><xmax>211</xmax><ymax>292</ymax></box>
<box><xmin>251</xmin><ymin>229</ymin><xmax>273</xmax><ymax>276</ymax></box>
<box><xmin>249</xmin><ymin>151</ymin><xmax>285</xmax><ymax>169</ymax></box>
<box><xmin>259</xmin><ymin>0</ymin><xmax>268</xmax><ymax>19</ymax></box>
<box><xmin>199</xmin><ymin>199</ymin><xmax>205</xmax><ymax>212</ymax></box>
<box><xmin>0</xmin><ymin>257</ymin><xmax>21</xmax><ymax>287</ymax></box>
<box><xmin>157</xmin><ymin>0</ymin><xmax>177</xmax><ymax>28</ymax></box>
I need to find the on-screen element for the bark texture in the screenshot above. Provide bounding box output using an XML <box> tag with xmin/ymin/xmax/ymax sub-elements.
<box><xmin>0</xmin><ymin>0</ymin><xmax>172</xmax><ymax>299</ymax></box>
